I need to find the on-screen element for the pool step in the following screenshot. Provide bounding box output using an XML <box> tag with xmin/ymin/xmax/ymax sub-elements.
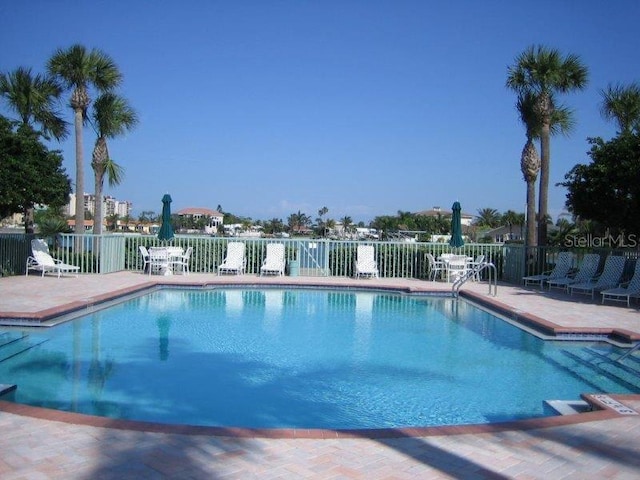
<box><xmin>0</xmin><ymin>332</ymin><xmax>48</xmax><ymax>363</ymax></box>
<box><xmin>562</xmin><ymin>348</ymin><xmax>640</xmax><ymax>391</ymax></box>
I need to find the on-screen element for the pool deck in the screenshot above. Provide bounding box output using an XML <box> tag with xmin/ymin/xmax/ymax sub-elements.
<box><xmin>1</xmin><ymin>272</ymin><xmax>640</xmax><ymax>478</ymax></box>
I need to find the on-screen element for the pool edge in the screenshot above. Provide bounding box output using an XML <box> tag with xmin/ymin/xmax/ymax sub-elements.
<box><xmin>0</xmin><ymin>394</ymin><xmax>637</xmax><ymax>439</ymax></box>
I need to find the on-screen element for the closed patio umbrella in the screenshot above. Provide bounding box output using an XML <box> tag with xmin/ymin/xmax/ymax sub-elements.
<box><xmin>449</xmin><ymin>201</ymin><xmax>465</xmax><ymax>248</ymax></box>
<box><xmin>157</xmin><ymin>193</ymin><xmax>174</xmax><ymax>241</ymax></box>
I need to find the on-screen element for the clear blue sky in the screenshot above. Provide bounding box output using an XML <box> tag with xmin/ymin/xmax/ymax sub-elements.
<box><xmin>1</xmin><ymin>1</ymin><xmax>639</xmax><ymax>224</ymax></box>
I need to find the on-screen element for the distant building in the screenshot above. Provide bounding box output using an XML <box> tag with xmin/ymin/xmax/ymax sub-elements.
<box><xmin>415</xmin><ymin>206</ymin><xmax>474</xmax><ymax>226</ymax></box>
<box><xmin>478</xmin><ymin>225</ymin><xmax>523</xmax><ymax>243</ymax></box>
<box><xmin>67</xmin><ymin>193</ymin><xmax>133</xmax><ymax>219</ymax></box>
<box><xmin>176</xmin><ymin>207</ymin><xmax>224</xmax><ymax>234</ymax></box>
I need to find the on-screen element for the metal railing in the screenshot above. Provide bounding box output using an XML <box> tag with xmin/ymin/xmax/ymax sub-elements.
<box><xmin>452</xmin><ymin>262</ymin><xmax>498</xmax><ymax>297</ymax></box>
<box><xmin>3</xmin><ymin>233</ymin><xmax>637</xmax><ymax>282</ymax></box>
<box><xmin>46</xmin><ymin>234</ymin><xmax>505</xmax><ymax>278</ymax></box>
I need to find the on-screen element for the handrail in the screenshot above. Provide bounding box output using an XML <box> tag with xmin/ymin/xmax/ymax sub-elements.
<box><xmin>452</xmin><ymin>262</ymin><xmax>498</xmax><ymax>297</ymax></box>
<box><xmin>616</xmin><ymin>342</ymin><xmax>640</xmax><ymax>363</ymax></box>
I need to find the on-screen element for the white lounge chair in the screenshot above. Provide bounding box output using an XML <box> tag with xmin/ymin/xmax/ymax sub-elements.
<box><xmin>601</xmin><ymin>260</ymin><xmax>640</xmax><ymax>307</ymax></box>
<box><xmin>218</xmin><ymin>242</ymin><xmax>246</xmax><ymax>275</ymax></box>
<box><xmin>26</xmin><ymin>239</ymin><xmax>80</xmax><ymax>278</ymax></box>
<box><xmin>354</xmin><ymin>245</ymin><xmax>379</xmax><ymax>279</ymax></box>
<box><xmin>522</xmin><ymin>251</ymin><xmax>574</xmax><ymax>287</ymax></box>
<box><xmin>426</xmin><ymin>253</ymin><xmax>446</xmax><ymax>281</ymax></box>
<box><xmin>260</xmin><ymin>243</ymin><xmax>285</xmax><ymax>276</ymax></box>
<box><xmin>568</xmin><ymin>255</ymin><xmax>626</xmax><ymax>298</ymax></box>
<box><xmin>546</xmin><ymin>253</ymin><xmax>601</xmax><ymax>291</ymax></box>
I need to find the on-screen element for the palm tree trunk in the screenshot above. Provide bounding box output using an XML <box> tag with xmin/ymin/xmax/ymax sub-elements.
<box><xmin>74</xmin><ymin>107</ymin><xmax>84</xmax><ymax>235</ymax></box>
<box><xmin>526</xmin><ymin>180</ymin><xmax>537</xmax><ymax>247</ymax></box>
<box><xmin>537</xmin><ymin>123</ymin><xmax>551</xmax><ymax>246</ymax></box>
<box><xmin>94</xmin><ymin>172</ymin><xmax>104</xmax><ymax>236</ymax></box>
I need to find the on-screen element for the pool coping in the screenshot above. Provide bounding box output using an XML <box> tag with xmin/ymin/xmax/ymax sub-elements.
<box><xmin>0</xmin><ymin>393</ymin><xmax>637</xmax><ymax>439</ymax></box>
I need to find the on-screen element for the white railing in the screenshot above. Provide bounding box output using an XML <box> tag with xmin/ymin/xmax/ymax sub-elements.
<box><xmin>52</xmin><ymin>234</ymin><xmax>506</xmax><ymax>278</ymax></box>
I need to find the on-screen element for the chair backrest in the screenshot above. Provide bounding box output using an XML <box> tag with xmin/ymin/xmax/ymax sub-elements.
<box><xmin>625</xmin><ymin>260</ymin><xmax>640</xmax><ymax>292</ymax></box>
<box><xmin>183</xmin><ymin>246</ymin><xmax>193</xmax><ymax>260</ymax></box>
<box><xmin>265</xmin><ymin>243</ymin><xmax>285</xmax><ymax>264</ymax></box>
<box><xmin>139</xmin><ymin>245</ymin><xmax>149</xmax><ymax>259</ymax></box>
<box><xmin>32</xmin><ymin>249</ymin><xmax>56</xmax><ymax>266</ymax></box>
<box><xmin>357</xmin><ymin>245</ymin><xmax>377</xmax><ymax>269</ymax></box>
<box><xmin>474</xmin><ymin>254</ymin><xmax>485</xmax><ymax>264</ymax></box>
<box><xmin>595</xmin><ymin>255</ymin><xmax>626</xmax><ymax>287</ymax></box>
<box><xmin>226</xmin><ymin>242</ymin><xmax>246</xmax><ymax>266</ymax></box>
<box><xmin>574</xmin><ymin>254</ymin><xmax>601</xmax><ymax>282</ymax></box>
<box><xmin>426</xmin><ymin>253</ymin><xmax>438</xmax><ymax>267</ymax></box>
<box><xmin>548</xmin><ymin>251</ymin><xmax>574</xmax><ymax>278</ymax></box>
<box><xmin>149</xmin><ymin>247</ymin><xmax>168</xmax><ymax>260</ymax></box>
<box><xmin>31</xmin><ymin>238</ymin><xmax>50</xmax><ymax>255</ymax></box>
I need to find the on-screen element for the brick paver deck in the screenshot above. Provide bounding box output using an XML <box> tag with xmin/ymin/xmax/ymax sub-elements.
<box><xmin>1</xmin><ymin>272</ymin><xmax>639</xmax><ymax>479</ymax></box>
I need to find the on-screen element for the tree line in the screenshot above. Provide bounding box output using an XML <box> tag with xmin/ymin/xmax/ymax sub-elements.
<box><xmin>506</xmin><ymin>45</ymin><xmax>640</xmax><ymax>247</ymax></box>
<box><xmin>3</xmin><ymin>43</ymin><xmax>638</xmax><ymax>243</ymax></box>
<box><xmin>0</xmin><ymin>45</ymin><xmax>137</xmax><ymax>235</ymax></box>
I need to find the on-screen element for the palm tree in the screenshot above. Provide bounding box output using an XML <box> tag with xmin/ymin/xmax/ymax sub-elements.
<box><xmin>90</xmin><ymin>93</ymin><xmax>137</xmax><ymax>235</ymax></box>
<box><xmin>600</xmin><ymin>82</ymin><xmax>640</xmax><ymax>135</ymax></box>
<box><xmin>502</xmin><ymin>210</ymin><xmax>521</xmax><ymax>239</ymax></box>
<box><xmin>340</xmin><ymin>215</ymin><xmax>353</xmax><ymax>238</ymax></box>
<box><xmin>0</xmin><ymin>67</ymin><xmax>68</xmax><ymax>233</ymax></box>
<box><xmin>476</xmin><ymin>208</ymin><xmax>501</xmax><ymax>228</ymax></box>
<box><xmin>287</xmin><ymin>210</ymin><xmax>311</xmax><ymax>234</ymax></box>
<box><xmin>48</xmin><ymin>44</ymin><xmax>123</xmax><ymax>235</ymax></box>
<box><xmin>0</xmin><ymin>67</ymin><xmax>67</xmax><ymax>140</ymax></box>
<box><xmin>506</xmin><ymin>45</ymin><xmax>588</xmax><ymax>246</ymax></box>
<box><xmin>516</xmin><ymin>91</ymin><xmax>576</xmax><ymax>247</ymax></box>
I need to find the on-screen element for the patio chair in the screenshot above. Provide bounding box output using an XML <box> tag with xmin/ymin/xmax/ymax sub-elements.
<box><xmin>139</xmin><ymin>246</ymin><xmax>151</xmax><ymax>274</ymax></box>
<box><xmin>467</xmin><ymin>254</ymin><xmax>486</xmax><ymax>281</ymax></box>
<box><xmin>568</xmin><ymin>255</ymin><xmax>626</xmax><ymax>298</ymax></box>
<box><xmin>446</xmin><ymin>255</ymin><xmax>469</xmax><ymax>282</ymax></box>
<box><xmin>546</xmin><ymin>253</ymin><xmax>601</xmax><ymax>292</ymax></box>
<box><xmin>354</xmin><ymin>245</ymin><xmax>379</xmax><ymax>279</ymax></box>
<box><xmin>426</xmin><ymin>253</ymin><xmax>446</xmax><ymax>281</ymax></box>
<box><xmin>148</xmin><ymin>247</ymin><xmax>170</xmax><ymax>275</ymax></box>
<box><xmin>601</xmin><ymin>260</ymin><xmax>640</xmax><ymax>307</ymax></box>
<box><xmin>170</xmin><ymin>246</ymin><xmax>193</xmax><ymax>275</ymax></box>
<box><xmin>26</xmin><ymin>238</ymin><xmax>80</xmax><ymax>278</ymax></box>
<box><xmin>522</xmin><ymin>251</ymin><xmax>574</xmax><ymax>288</ymax></box>
<box><xmin>218</xmin><ymin>242</ymin><xmax>246</xmax><ymax>275</ymax></box>
<box><xmin>260</xmin><ymin>243</ymin><xmax>286</xmax><ymax>276</ymax></box>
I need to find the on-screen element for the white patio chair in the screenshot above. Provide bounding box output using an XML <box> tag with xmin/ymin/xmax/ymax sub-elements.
<box><xmin>139</xmin><ymin>246</ymin><xmax>151</xmax><ymax>274</ymax></box>
<box><xmin>260</xmin><ymin>243</ymin><xmax>286</xmax><ymax>276</ymax></box>
<box><xmin>568</xmin><ymin>255</ymin><xmax>626</xmax><ymax>298</ymax></box>
<box><xmin>148</xmin><ymin>247</ymin><xmax>169</xmax><ymax>275</ymax></box>
<box><xmin>446</xmin><ymin>255</ymin><xmax>469</xmax><ymax>283</ymax></box>
<box><xmin>426</xmin><ymin>253</ymin><xmax>446</xmax><ymax>281</ymax></box>
<box><xmin>523</xmin><ymin>251</ymin><xmax>574</xmax><ymax>288</ymax></box>
<box><xmin>467</xmin><ymin>254</ymin><xmax>486</xmax><ymax>281</ymax></box>
<box><xmin>546</xmin><ymin>253</ymin><xmax>601</xmax><ymax>291</ymax></box>
<box><xmin>218</xmin><ymin>242</ymin><xmax>246</xmax><ymax>275</ymax></box>
<box><xmin>354</xmin><ymin>245</ymin><xmax>379</xmax><ymax>279</ymax></box>
<box><xmin>602</xmin><ymin>260</ymin><xmax>640</xmax><ymax>307</ymax></box>
<box><xmin>170</xmin><ymin>246</ymin><xmax>192</xmax><ymax>275</ymax></box>
<box><xmin>26</xmin><ymin>239</ymin><xmax>79</xmax><ymax>278</ymax></box>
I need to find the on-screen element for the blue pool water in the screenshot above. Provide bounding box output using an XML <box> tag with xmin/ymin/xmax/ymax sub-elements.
<box><xmin>0</xmin><ymin>288</ymin><xmax>638</xmax><ymax>429</ymax></box>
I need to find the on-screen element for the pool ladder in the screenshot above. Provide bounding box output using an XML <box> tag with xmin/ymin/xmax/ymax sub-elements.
<box><xmin>452</xmin><ymin>262</ymin><xmax>498</xmax><ymax>298</ymax></box>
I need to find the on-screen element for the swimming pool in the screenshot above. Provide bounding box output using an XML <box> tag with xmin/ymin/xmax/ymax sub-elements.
<box><xmin>0</xmin><ymin>287</ymin><xmax>638</xmax><ymax>429</ymax></box>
